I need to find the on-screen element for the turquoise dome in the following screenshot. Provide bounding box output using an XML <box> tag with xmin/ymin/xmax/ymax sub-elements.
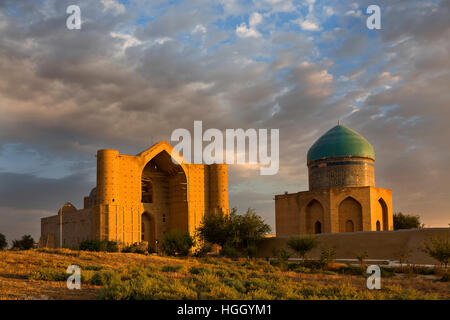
<box><xmin>307</xmin><ymin>125</ymin><xmax>375</xmax><ymax>163</ymax></box>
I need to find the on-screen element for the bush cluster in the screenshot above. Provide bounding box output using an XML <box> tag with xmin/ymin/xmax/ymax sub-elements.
<box><xmin>122</xmin><ymin>242</ymin><xmax>154</xmax><ymax>254</ymax></box>
<box><xmin>78</xmin><ymin>240</ymin><xmax>119</xmax><ymax>252</ymax></box>
<box><xmin>196</xmin><ymin>208</ymin><xmax>271</xmax><ymax>258</ymax></box>
<box><xmin>11</xmin><ymin>235</ymin><xmax>35</xmax><ymax>250</ymax></box>
<box><xmin>160</xmin><ymin>230</ymin><xmax>194</xmax><ymax>257</ymax></box>
<box><xmin>97</xmin><ymin>260</ymin><xmax>438</xmax><ymax>300</ymax></box>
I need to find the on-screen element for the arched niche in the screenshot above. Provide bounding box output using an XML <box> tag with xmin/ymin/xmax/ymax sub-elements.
<box><xmin>338</xmin><ymin>197</ymin><xmax>362</xmax><ymax>233</ymax></box>
<box><xmin>378</xmin><ymin>198</ymin><xmax>388</xmax><ymax>231</ymax></box>
<box><xmin>305</xmin><ymin>199</ymin><xmax>324</xmax><ymax>234</ymax></box>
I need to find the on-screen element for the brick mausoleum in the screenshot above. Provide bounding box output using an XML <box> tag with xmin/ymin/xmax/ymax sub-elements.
<box><xmin>40</xmin><ymin>141</ymin><xmax>229</xmax><ymax>249</ymax></box>
<box><xmin>275</xmin><ymin>124</ymin><xmax>393</xmax><ymax>236</ymax></box>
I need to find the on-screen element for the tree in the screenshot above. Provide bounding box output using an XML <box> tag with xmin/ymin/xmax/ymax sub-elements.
<box><xmin>196</xmin><ymin>210</ymin><xmax>231</xmax><ymax>248</ymax></box>
<box><xmin>393</xmin><ymin>212</ymin><xmax>423</xmax><ymax>230</ymax></box>
<box><xmin>0</xmin><ymin>233</ymin><xmax>7</xmax><ymax>250</ymax></box>
<box><xmin>196</xmin><ymin>207</ymin><xmax>271</xmax><ymax>257</ymax></box>
<box><xmin>320</xmin><ymin>246</ymin><xmax>337</xmax><ymax>265</ymax></box>
<box><xmin>160</xmin><ymin>230</ymin><xmax>194</xmax><ymax>256</ymax></box>
<box><xmin>356</xmin><ymin>251</ymin><xmax>369</xmax><ymax>269</ymax></box>
<box><xmin>229</xmin><ymin>208</ymin><xmax>271</xmax><ymax>252</ymax></box>
<box><xmin>422</xmin><ymin>236</ymin><xmax>450</xmax><ymax>268</ymax></box>
<box><xmin>286</xmin><ymin>235</ymin><xmax>318</xmax><ymax>261</ymax></box>
<box><xmin>11</xmin><ymin>235</ymin><xmax>35</xmax><ymax>250</ymax></box>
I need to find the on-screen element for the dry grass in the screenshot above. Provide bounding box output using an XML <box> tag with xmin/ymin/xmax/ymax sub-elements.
<box><xmin>0</xmin><ymin>249</ymin><xmax>448</xmax><ymax>300</ymax></box>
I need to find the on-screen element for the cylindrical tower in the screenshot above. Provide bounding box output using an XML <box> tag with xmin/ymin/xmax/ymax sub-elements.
<box><xmin>97</xmin><ymin>149</ymin><xmax>120</xmax><ymax>204</ymax></box>
<box><xmin>307</xmin><ymin>125</ymin><xmax>375</xmax><ymax>190</ymax></box>
<box><xmin>209</xmin><ymin>164</ymin><xmax>229</xmax><ymax>215</ymax></box>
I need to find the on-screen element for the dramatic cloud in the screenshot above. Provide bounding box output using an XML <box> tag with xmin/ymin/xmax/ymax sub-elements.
<box><xmin>0</xmin><ymin>0</ymin><xmax>449</xmax><ymax>242</ymax></box>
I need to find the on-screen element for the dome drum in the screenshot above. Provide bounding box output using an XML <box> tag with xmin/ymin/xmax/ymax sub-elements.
<box><xmin>307</xmin><ymin>125</ymin><xmax>376</xmax><ymax>190</ymax></box>
<box><xmin>308</xmin><ymin>156</ymin><xmax>375</xmax><ymax>190</ymax></box>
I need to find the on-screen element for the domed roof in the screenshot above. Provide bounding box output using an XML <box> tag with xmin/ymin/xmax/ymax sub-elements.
<box><xmin>307</xmin><ymin>124</ymin><xmax>375</xmax><ymax>163</ymax></box>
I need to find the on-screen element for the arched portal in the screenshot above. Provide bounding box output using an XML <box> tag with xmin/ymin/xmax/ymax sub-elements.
<box><xmin>141</xmin><ymin>212</ymin><xmax>156</xmax><ymax>244</ymax></box>
<box><xmin>378</xmin><ymin>198</ymin><xmax>388</xmax><ymax>231</ymax></box>
<box><xmin>376</xmin><ymin>220</ymin><xmax>381</xmax><ymax>231</ymax></box>
<box><xmin>339</xmin><ymin>197</ymin><xmax>362</xmax><ymax>233</ymax></box>
<box><xmin>314</xmin><ymin>221</ymin><xmax>322</xmax><ymax>234</ymax></box>
<box><xmin>305</xmin><ymin>199</ymin><xmax>324</xmax><ymax>234</ymax></box>
<box><xmin>141</xmin><ymin>150</ymin><xmax>188</xmax><ymax>246</ymax></box>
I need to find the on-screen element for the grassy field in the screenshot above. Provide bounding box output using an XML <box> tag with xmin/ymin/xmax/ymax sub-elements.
<box><xmin>0</xmin><ymin>249</ymin><xmax>448</xmax><ymax>300</ymax></box>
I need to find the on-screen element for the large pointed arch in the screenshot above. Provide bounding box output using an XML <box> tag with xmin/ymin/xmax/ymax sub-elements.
<box><xmin>139</xmin><ymin>141</ymin><xmax>189</xmax><ymax>240</ymax></box>
<box><xmin>137</xmin><ymin>141</ymin><xmax>189</xmax><ymax>178</ymax></box>
<box><xmin>338</xmin><ymin>197</ymin><xmax>362</xmax><ymax>233</ymax></box>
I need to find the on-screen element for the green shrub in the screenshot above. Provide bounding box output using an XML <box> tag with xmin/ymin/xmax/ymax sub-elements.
<box><xmin>355</xmin><ymin>251</ymin><xmax>369</xmax><ymax>268</ymax></box>
<box><xmin>161</xmin><ymin>265</ymin><xmax>184</xmax><ymax>273</ymax></box>
<box><xmin>119</xmin><ymin>266</ymin><xmax>160</xmax><ymax>281</ymax></box>
<box><xmin>161</xmin><ymin>230</ymin><xmax>194</xmax><ymax>256</ymax></box>
<box><xmin>89</xmin><ymin>269</ymin><xmax>121</xmax><ymax>286</ymax></box>
<box><xmin>79</xmin><ymin>240</ymin><xmax>118</xmax><ymax>252</ymax></box>
<box><xmin>192</xmin><ymin>241</ymin><xmax>213</xmax><ymax>257</ymax></box>
<box><xmin>289</xmin><ymin>264</ymin><xmax>312</xmax><ymax>274</ymax></box>
<box><xmin>286</xmin><ymin>236</ymin><xmax>318</xmax><ymax>260</ymax></box>
<box><xmin>440</xmin><ymin>273</ymin><xmax>449</xmax><ymax>282</ymax></box>
<box><xmin>201</xmin><ymin>282</ymin><xmax>242</xmax><ymax>299</ymax></box>
<box><xmin>301</xmin><ymin>260</ymin><xmax>325</xmax><ymax>270</ymax></box>
<box><xmin>100</xmin><ymin>276</ymin><xmax>197</xmax><ymax>300</ymax></box>
<box><xmin>214</xmin><ymin>269</ymin><xmax>229</xmax><ymax>278</ymax></box>
<box><xmin>380</xmin><ymin>267</ymin><xmax>395</xmax><ymax>278</ymax></box>
<box><xmin>422</xmin><ymin>236</ymin><xmax>450</xmax><ymax>267</ymax></box>
<box><xmin>189</xmin><ymin>266</ymin><xmax>212</xmax><ymax>275</ymax></box>
<box><xmin>320</xmin><ymin>246</ymin><xmax>336</xmax><ymax>265</ymax></box>
<box><xmin>413</xmin><ymin>266</ymin><xmax>435</xmax><ymax>275</ymax></box>
<box><xmin>338</xmin><ymin>265</ymin><xmax>363</xmax><ymax>276</ymax></box>
<box><xmin>0</xmin><ymin>233</ymin><xmax>7</xmax><ymax>250</ymax></box>
<box><xmin>29</xmin><ymin>269</ymin><xmax>68</xmax><ymax>281</ymax></box>
<box><xmin>222</xmin><ymin>278</ymin><xmax>246</xmax><ymax>293</ymax></box>
<box><xmin>221</xmin><ymin>244</ymin><xmax>243</xmax><ymax>258</ymax></box>
<box><xmin>270</xmin><ymin>248</ymin><xmax>291</xmax><ymax>270</ymax></box>
<box><xmin>187</xmin><ymin>273</ymin><xmax>222</xmax><ymax>298</ymax></box>
<box><xmin>84</xmin><ymin>264</ymin><xmax>103</xmax><ymax>271</ymax></box>
<box><xmin>121</xmin><ymin>243</ymin><xmax>150</xmax><ymax>254</ymax></box>
<box><xmin>11</xmin><ymin>235</ymin><xmax>35</xmax><ymax>250</ymax></box>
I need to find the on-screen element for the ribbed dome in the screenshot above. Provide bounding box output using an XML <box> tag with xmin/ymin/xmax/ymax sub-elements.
<box><xmin>307</xmin><ymin>125</ymin><xmax>375</xmax><ymax>163</ymax></box>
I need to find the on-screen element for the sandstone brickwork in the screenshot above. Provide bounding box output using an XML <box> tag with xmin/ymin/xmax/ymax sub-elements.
<box><xmin>40</xmin><ymin>141</ymin><xmax>229</xmax><ymax>249</ymax></box>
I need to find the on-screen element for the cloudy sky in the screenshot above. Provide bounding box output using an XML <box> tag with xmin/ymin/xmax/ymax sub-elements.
<box><xmin>0</xmin><ymin>0</ymin><xmax>449</xmax><ymax>243</ymax></box>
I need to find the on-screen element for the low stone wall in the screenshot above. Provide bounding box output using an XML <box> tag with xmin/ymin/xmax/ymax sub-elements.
<box><xmin>257</xmin><ymin>228</ymin><xmax>449</xmax><ymax>265</ymax></box>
